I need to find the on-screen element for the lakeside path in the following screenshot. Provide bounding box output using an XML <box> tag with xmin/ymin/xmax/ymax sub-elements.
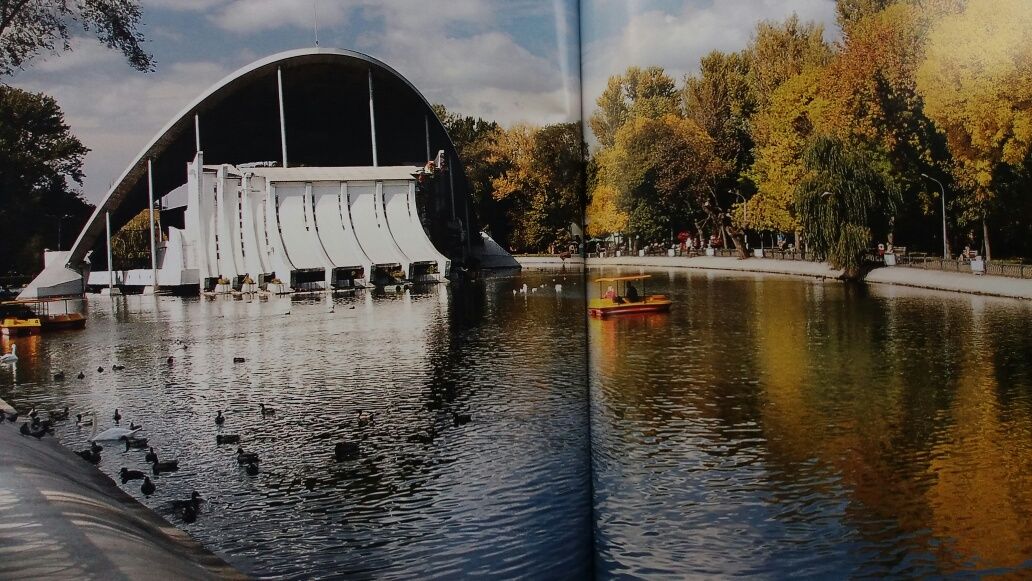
<box><xmin>0</xmin><ymin>398</ymin><xmax>245</xmax><ymax>580</ymax></box>
<box><xmin>515</xmin><ymin>255</ymin><xmax>1032</xmax><ymax>300</ymax></box>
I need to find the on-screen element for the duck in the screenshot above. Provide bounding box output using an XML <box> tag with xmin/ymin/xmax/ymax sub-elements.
<box><xmin>31</xmin><ymin>416</ymin><xmax>54</xmax><ymax>433</ymax></box>
<box><xmin>112</xmin><ymin>364</ymin><xmax>125</xmax><ymax>371</ymax></box>
<box><xmin>152</xmin><ymin>458</ymin><xmax>180</xmax><ymax>474</ymax></box>
<box><xmin>77</xmin><ymin>371</ymin><xmax>85</xmax><ymax>379</ymax></box>
<box><xmin>77</xmin><ymin>446</ymin><xmax>101</xmax><ymax>464</ymax></box>
<box><xmin>76</xmin><ymin>413</ymin><xmax>94</xmax><ymax>427</ymax></box>
<box><xmin>245</xmin><ymin>462</ymin><xmax>259</xmax><ymax>475</ymax></box>
<box><xmin>122</xmin><ymin>436</ymin><xmax>148</xmax><ymax>450</ymax></box>
<box><xmin>113</xmin><ymin>409</ymin><xmax>121</xmax><ymax>423</ymax></box>
<box><xmin>334</xmin><ymin>441</ymin><xmax>360</xmax><ymax>461</ymax></box>
<box><xmin>215</xmin><ymin>434</ymin><xmax>240</xmax><ymax>445</ymax></box>
<box><xmin>141</xmin><ymin>476</ymin><xmax>156</xmax><ymax>496</ymax></box>
<box><xmin>50</xmin><ymin>407</ymin><xmax>69</xmax><ymax>420</ymax></box>
<box><xmin>53</xmin><ymin>371</ymin><xmax>65</xmax><ymax>381</ymax></box>
<box><xmin>453</xmin><ymin>412</ymin><xmax>472</xmax><ymax>426</ymax></box>
<box><xmin>144</xmin><ymin>447</ymin><xmax>158</xmax><ymax>463</ymax></box>
<box><xmin>171</xmin><ymin>491</ymin><xmax>203</xmax><ymax>511</ymax></box>
<box><xmin>0</xmin><ymin>344</ymin><xmax>16</xmax><ymax>364</ymax></box>
<box><xmin>259</xmin><ymin>403</ymin><xmax>276</xmax><ymax>416</ymax></box>
<box><xmin>20</xmin><ymin>422</ymin><xmax>46</xmax><ymax>439</ymax></box>
<box><xmin>357</xmin><ymin>410</ymin><xmax>373</xmax><ymax>427</ymax></box>
<box><xmin>120</xmin><ymin>467</ymin><xmax>146</xmax><ymax>483</ymax></box>
<box><xmin>182</xmin><ymin>502</ymin><xmax>198</xmax><ymax>523</ymax></box>
<box><xmin>215</xmin><ymin>410</ymin><xmax>225</xmax><ymax>425</ymax></box>
<box><xmin>236</xmin><ymin>447</ymin><xmax>260</xmax><ymax>464</ymax></box>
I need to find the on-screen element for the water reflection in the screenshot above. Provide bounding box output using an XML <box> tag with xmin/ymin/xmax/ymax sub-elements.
<box><xmin>0</xmin><ymin>271</ymin><xmax>591</xmax><ymax>579</ymax></box>
<box><xmin>591</xmin><ymin>268</ymin><xmax>1032</xmax><ymax>578</ymax></box>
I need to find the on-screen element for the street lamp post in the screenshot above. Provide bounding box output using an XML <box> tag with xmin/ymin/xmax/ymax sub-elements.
<box><xmin>921</xmin><ymin>173</ymin><xmax>949</xmax><ymax>259</ymax></box>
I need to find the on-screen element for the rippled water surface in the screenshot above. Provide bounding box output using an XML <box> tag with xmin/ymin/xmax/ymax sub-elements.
<box><xmin>7</xmin><ymin>266</ymin><xmax>1032</xmax><ymax>579</ymax></box>
<box><xmin>590</xmin><ymin>267</ymin><xmax>1032</xmax><ymax>578</ymax></box>
<box><xmin>0</xmin><ymin>270</ymin><xmax>591</xmax><ymax>579</ymax></box>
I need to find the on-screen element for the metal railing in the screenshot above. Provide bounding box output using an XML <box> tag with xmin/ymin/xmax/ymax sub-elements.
<box><xmin>891</xmin><ymin>254</ymin><xmax>1032</xmax><ymax>280</ymax></box>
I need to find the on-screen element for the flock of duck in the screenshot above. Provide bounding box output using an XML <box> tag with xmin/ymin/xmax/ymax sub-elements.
<box><xmin>6</xmin><ymin>347</ymin><xmax>477</xmax><ymax>528</ymax></box>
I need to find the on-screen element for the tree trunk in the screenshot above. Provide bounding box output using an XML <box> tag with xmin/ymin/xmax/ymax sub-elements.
<box><xmin>729</xmin><ymin>229</ymin><xmax>748</xmax><ymax>259</ymax></box>
<box><xmin>983</xmin><ymin>213</ymin><xmax>992</xmax><ymax>262</ymax></box>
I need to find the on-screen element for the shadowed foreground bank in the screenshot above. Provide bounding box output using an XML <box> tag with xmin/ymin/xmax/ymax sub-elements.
<box><xmin>0</xmin><ymin>404</ymin><xmax>244</xmax><ymax>580</ymax></box>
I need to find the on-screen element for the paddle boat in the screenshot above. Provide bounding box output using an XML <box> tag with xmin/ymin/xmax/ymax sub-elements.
<box><xmin>588</xmin><ymin>275</ymin><xmax>672</xmax><ymax>318</ymax></box>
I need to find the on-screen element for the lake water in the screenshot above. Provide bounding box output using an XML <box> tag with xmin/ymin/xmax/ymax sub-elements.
<box><xmin>0</xmin><ymin>271</ymin><xmax>591</xmax><ymax>579</ymax></box>
<box><xmin>3</xmin><ymin>267</ymin><xmax>1032</xmax><ymax>578</ymax></box>
<box><xmin>590</xmin><ymin>267</ymin><xmax>1032</xmax><ymax>578</ymax></box>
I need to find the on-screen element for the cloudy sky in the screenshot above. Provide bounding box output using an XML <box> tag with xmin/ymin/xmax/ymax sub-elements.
<box><xmin>10</xmin><ymin>0</ymin><xmax>839</xmax><ymax>203</ymax></box>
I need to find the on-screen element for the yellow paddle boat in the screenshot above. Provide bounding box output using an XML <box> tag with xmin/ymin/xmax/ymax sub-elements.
<box><xmin>589</xmin><ymin>275</ymin><xmax>672</xmax><ymax>318</ymax></box>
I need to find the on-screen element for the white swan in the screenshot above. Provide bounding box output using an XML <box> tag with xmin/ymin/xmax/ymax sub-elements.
<box><xmin>90</xmin><ymin>421</ymin><xmax>143</xmax><ymax>442</ymax></box>
<box><xmin>0</xmin><ymin>344</ymin><xmax>16</xmax><ymax>364</ymax></box>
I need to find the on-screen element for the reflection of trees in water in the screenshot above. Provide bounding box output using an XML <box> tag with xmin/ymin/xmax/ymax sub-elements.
<box><xmin>594</xmin><ymin>272</ymin><xmax>1032</xmax><ymax>574</ymax></box>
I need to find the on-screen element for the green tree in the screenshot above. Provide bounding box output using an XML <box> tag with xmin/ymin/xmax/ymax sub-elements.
<box><xmin>0</xmin><ymin>85</ymin><xmax>91</xmax><ymax>274</ymax></box>
<box><xmin>433</xmin><ymin>104</ymin><xmax>507</xmax><ymax>240</ymax></box>
<box><xmin>683</xmin><ymin>50</ymin><xmax>756</xmax><ymax>254</ymax></box>
<box><xmin>795</xmin><ymin>136</ymin><xmax>901</xmax><ymax>279</ymax></box>
<box><xmin>835</xmin><ymin>0</ymin><xmax>896</xmax><ymax>33</ymax></box>
<box><xmin>0</xmin><ymin>0</ymin><xmax>153</xmax><ymax>76</ymax></box>
<box><xmin>589</xmin><ymin>66</ymin><xmax>677</xmax><ymax>148</ymax></box>
<box><xmin>746</xmin><ymin>14</ymin><xmax>831</xmax><ymax>108</ymax></box>
<box><xmin>489</xmin><ymin>122</ymin><xmax>584</xmax><ymax>252</ymax></box>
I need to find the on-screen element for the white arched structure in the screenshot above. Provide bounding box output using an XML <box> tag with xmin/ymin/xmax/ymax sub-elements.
<box><xmin>20</xmin><ymin>48</ymin><xmax>516</xmax><ymax>298</ymax></box>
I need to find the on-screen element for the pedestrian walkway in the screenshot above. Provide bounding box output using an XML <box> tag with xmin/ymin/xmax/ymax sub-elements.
<box><xmin>515</xmin><ymin>255</ymin><xmax>1032</xmax><ymax>300</ymax></box>
<box><xmin>0</xmin><ymin>399</ymin><xmax>244</xmax><ymax>580</ymax></box>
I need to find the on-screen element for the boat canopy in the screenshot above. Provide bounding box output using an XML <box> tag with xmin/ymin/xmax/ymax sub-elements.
<box><xmin>593</xmin><ymin>275</ymin><xmax>652</xmax><ymax>283</ymax></box>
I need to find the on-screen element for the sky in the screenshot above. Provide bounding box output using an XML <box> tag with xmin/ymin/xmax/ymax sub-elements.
<box><xmin>9</xmin><ymin>0</ymin><xmax>839</xmax><ymax>203</ymax></box>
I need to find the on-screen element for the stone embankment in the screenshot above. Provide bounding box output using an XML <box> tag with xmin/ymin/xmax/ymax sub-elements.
<box><xmin>0</xmin><ymin>397</ymin><xmax>244</xmax><ymax>580</ymax></box>
<box><xmin>515</xmin><ymin>255</ymin><xmax>1032</xmax><ymax>300</ymax></box>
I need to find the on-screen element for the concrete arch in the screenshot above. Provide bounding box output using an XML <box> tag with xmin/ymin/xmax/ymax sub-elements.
<box><xmin>65</xmin><ymin>47</ymin><xmax>470</xmax><ymax>269</ymax></box>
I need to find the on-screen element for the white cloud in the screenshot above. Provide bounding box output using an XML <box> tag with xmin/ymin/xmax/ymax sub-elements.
<box><xmin>143</xmin><ymin>0</ymin><xmax>228</xmax><ymax>11</ymax></box>
<box><xmin>15</xmin><ymin>59</ymin><xmax>230</xmax><ymax>202</ymax></box>
<box><xmin>581</xmin><ymin>0</ymin><xmax>839</xmax><ymax>117</ymax></box>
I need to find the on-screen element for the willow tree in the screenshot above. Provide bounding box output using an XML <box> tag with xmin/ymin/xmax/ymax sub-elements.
<box><xmin>795</xmin><ymin>136</ymin><xmax>900</xmax><ymax>279</ymax></box>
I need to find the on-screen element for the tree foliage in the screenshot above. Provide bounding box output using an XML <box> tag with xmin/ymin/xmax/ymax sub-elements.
<box><xmin>916</xmin><ymin>0</ymin><xmax>1032</xmax><ymax>202</ymax></box>
<box><xmin>589</xmin><ymin>66</ymin><xmax>677</xmax><ymax>148</ymax></box>
<box><xmin>0</xmin><ymin>85</ymin><xmax>92</xmax><ymax>273</ymax></box>
<box><xmin>747</xmin><ymin>15</ymin><xmax>830</xmax><ymax>108</ymax></box>
<box><xmin>487</xmin><ymin>121</ymin><xmax>584</xmax><ymax>252</ymax></box>
<box><xmin>0</xmin><ymin>0</ymin><xmax>153</xmax><ymax>76</ymax></box>
<box><xmin>795</xmin><ymin>136</ymin><xmax>900</xmax><ymax>277</ymax></box>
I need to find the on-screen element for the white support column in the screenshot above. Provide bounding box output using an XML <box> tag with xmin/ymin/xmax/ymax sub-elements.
<box><xmin>106</xmin><ymin>212</ymin><xmax>114</xmax><ymax>293</ymax></box>
<box><xmin>424</xmin><ymin>115</ymin><xmax>431</xmax><ymax>161</ymax></box>
<box><xmin>368</xmin><ymin>69</ymin><xmax>378</xmax><ymax>167</ymax></box>
<box><xmin>277</xmin><ymin>67</ymin><xmax>288</xmax><ymax>168</ymax></box>
<box><xmin>147</xmin><ymin>159</ymin><xmax>158</xmax><ymax>292</ymax></box>
<box><xmin>448</xmin><ymin>155</ymin><xmax>456</xmax><ymax>219</ymax></box>
<box><xmin>194</xmin><ymin>114</ymin><xmax>201</xmax><ymax>153</ymax></box>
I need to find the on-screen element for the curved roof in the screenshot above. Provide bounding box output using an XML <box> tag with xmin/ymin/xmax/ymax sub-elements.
<box><xmin>67</xmin><ymin>48</ymin><xmax>464</xmax><ymax>266</ymax></box>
